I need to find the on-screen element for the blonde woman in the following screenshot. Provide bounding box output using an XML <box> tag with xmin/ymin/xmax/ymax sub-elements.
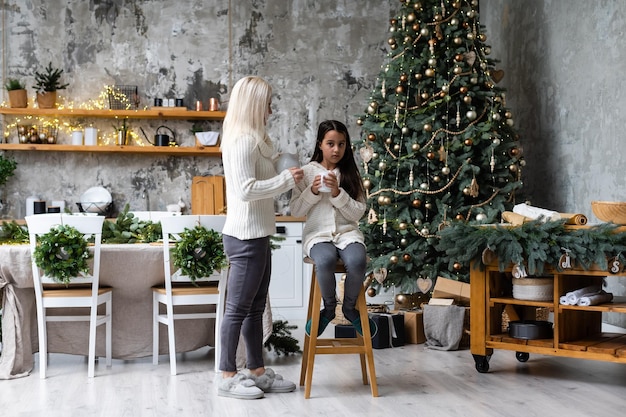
<box><xmin>218</xmin><ymin>76</ymin><xmax>303</xmax><ymax>399</ymax></box>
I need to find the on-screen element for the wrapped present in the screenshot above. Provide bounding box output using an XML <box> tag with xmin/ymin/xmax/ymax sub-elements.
<box><xmin>392</xmin><ymin>309</ymin><xmax>425</xmax><ymax>344</ymax></box>
<box><xmin>334</xmin><ymin>324</ymin><xmax>356</xmax><ymax>338</ymax></box>
<box><xmin>370</xmin><ymin>313</ymin><xmax>405</xmax><ymax>349</ymax></box>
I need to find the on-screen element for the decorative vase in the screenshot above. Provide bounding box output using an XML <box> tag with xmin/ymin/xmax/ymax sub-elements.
<box><xmin>8</xmin><ymin>89</ymin><xmax>28</xmax><ymax>108</ymax></box>
<box><xmin>36</xmin><ymin>91</ymin><xmax>57</xmax><ymax>109</ymax></box>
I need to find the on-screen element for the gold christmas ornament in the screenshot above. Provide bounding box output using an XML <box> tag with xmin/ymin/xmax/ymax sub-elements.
<box><xmin>403</xmin><ymin>253</ymin><xmax>412</xmax><ymax>262</ymax></box>
<box><xmin>367</xmin><ymin>133</ymin><xmax>376</xmax><ymax>141</ymax></box>
<box><xmin>412</xmin><ymin>199</ymin><xmax>422</xmax><ymax>208</ymax></box>
<box><xmin>390</xmin><ymin>255</ymin><xmax>399</xmax><ymax>264</ymax></box>
<box><xmin>453</xmin><ymin>262</ymin><xmax>462</xmax><ymax>270</ymax></box>
<box><xmin>367</xmin><ymin>287</ymin><xmax>377</xmax><ymax>297</ymax></box>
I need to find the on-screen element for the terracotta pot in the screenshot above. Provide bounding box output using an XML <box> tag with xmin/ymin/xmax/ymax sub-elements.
<box><xmin>8</xmin><ymin>89</ymin><xmax>28</xmax><ymax>108</ymax></box>
<box><xmin>36</xmin><ymin>91</ymin><xmax>57</xmax><ymax>109</ymax></box>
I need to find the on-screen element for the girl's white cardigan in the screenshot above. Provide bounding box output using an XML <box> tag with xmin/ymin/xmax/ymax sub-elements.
<box><xmin>290</xmin><ymin>161</ymin><xmax>366</xmax><ymax>255</ymax></box>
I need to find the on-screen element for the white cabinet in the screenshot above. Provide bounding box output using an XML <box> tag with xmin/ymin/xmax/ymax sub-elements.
<box><xmin>269</xmin><ymin>221</ymin><xmax>311</xmax><ymax>320</ymax></box>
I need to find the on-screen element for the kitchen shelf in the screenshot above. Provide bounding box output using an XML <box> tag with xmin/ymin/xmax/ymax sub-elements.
<box><xmin>0</xmin><ymin>143</ymin><xmax>221</xmax><ymax>156</ymax></box>
<box><xmin>0</xmin><ymin>107</ymin><xmax>226</xmax><ymax>120</ymax></box>
<box><xmin>0</xmin><ymin>107</ymin><xmax>225</xmax><ymax>156</ymax></box>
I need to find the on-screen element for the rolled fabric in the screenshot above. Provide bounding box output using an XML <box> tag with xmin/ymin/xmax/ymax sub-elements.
<box><xmin>559</xmin><ymin>212</ymin><xmax>588</xmax><ymax>225</ymax></box>
<box><xmin>559</xmin><ymin>295</ymin><xmax>570</xmax><ymax>305</ymax></box>
<box><xmin>565</xmin><ymin>285</ymin><xmax>602</xmax><ymax>305</ymax></box>
<box><xmin>577</xmin><ymin>292</ymin><xmax>613</xmax><ymax>307</ymax></box>
<box><xmin>501</xmin><ymin>211</ymin><xmax>532</xmax><ymax>225</ymax></box>
<box><xmin>513</xmin><ymin>203</ymin><xmax>561</xmax><ymax>222</ymax></box>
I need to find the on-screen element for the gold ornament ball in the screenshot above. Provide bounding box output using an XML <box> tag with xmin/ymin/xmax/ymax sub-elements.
<box><xmin>424</xmin><ymin>202</ymin><xmax>433</xmax><ymax>210</ymax></box>
<box><xmin>463</xmin><ymin>95</ymin><xmax>472</xmax><ymax>104</ymax></box>
<box><xmin>506</xmin><ymin>118</ymin><xmax>515</xmax><ymax>127</ymax></box>
<box><xmin>414</xmin><ymin>218</ymin><xmax>422</xmax><ymax>227</ymax></box>
<box><xmin>428</xmin><ymin>58</ymin><xmax>437</xmax><ymax>67</ymax></box>
<box><xmin>369</xmin><ymin>101</ymin><xmax>378</xmax><ymax>110</ymax></box>
<box><xmin>412</xmin><ymin>143</ymin><xmax>420</xmax><ymax>151</ymax></box>
<box><xmin>420</xmin><ymin>28</ymin><xmax>430</xmax><ymax>37</ymax></box>
<box><xmin>412</xmin><ymin>23</ymin><xmax>420</xmax><ymax>32</ymax></box>
<box><xmin>357</xmin><ymin>118</ymin><xmax>363</xmax><ymax>126</ymax></box>
<box><xmin>399</xmin><ymin>222</ymin><xmax>407</xmax><ymax>230</ymax></box>
<box><xmin>460</xmin><ymin>86</ymin><xmax>468</xmax><ymax>94</ymax></box>
<box><xmin>404</xmin><ymin>35</ymin><xmax>413</xmax><ymax>44</ymax></box>
<box><xmin>363</xmin><ymin>179</ymin><xmax>372</xmax><ymax>189</ymax></box>
<box><xmin>453</xmin><ymin>66</ymin><xmax>463</xmax><ymax>75</ymax></box>
<box><xmin>367</xmin><ymin>105</ymin><xmax>376</xmax><ymax>114</ymax></box>
<box><xmin>455</xmin><ymin>213</ymin><xmax>465</xmax><ymax>221</ymax></box>
<box><xmin>421</xmin><ymin>92</ymin><xmax>430</xmax><ymax>100</ymax></box>
<box><xmin>426</xmin><ymin>151</ymin><xmax>436</xmax><ymax>160</ymax></box>
<box><xmin>510</xmin><ymin>147</ymin><xmax>520</xmax><ymax>157</ymax></box>
<box><xmin>509</xmin><ymin>164</ymin><xmax>518</xmax><ymax>173</ymax></box>
<box><xmin>395</xmin><ymin>293</ymin><xmax>408</xmax><ymax>307</ymax></box>
<box><xmin>455</xmin><ymin>54</ymin><xmax>464</xmax><ymax>62</ymax></box>
<box><xmin>387</xmin><ymin>38</ymin><xmax>396</xmax><ymax>46</ymax></box>
<box><xmin>390</xmin><ymin>255</ymin><xmax>399</xmax><ymax>264</ymax></box>
<box><xmin>400</xmin><ymin>238</ymin><xmax>408</xmax><ymax>247</ymax></box>
<box><xmin>390</xmin><ymin>43</ymin><xmax>398</xmax><ymax>50</ymax></box>
<box><xmin>453</xmin><ymin>262</ymin><xmax>462</xmax><ymax>270</ymax></box>
<box><xmin>393</xmin><ymin>144</ymin><xmax>401</xmax><ymax>151</ymax></box>
<box><xmin>406</xmin><ymin>13</ymin><xmax>416</xmax><ymax>23</ymax></box>
<box><xmin>452</xmin><ymin>1</ymin><xmax>461</xmax><ymax>8</ymax></box>
<box><xmin>400</xmin><ymin>73</ymin><xmax>408</xmax><ymax>82</ymax></box>
<box><xmin>476</xmin><ymin>213</ymin><xmax>487</xmax><ymax>222</ymax></box>
<box><xmin>383</xmin><ymin>196</ymin><xmax>392</xmax><ymax>205</ymax></box>
<box><xmin>385</xmin><ymin>137</ymin><xmax>393</xmax><ymax>145</ymax></box>
<box><xmin>412</xmin><ymin>199</ymin><xmax>422</xmax><ymax>208</ymax></box>
<box><xmin>368</xmin><ymin>133</ymin><xmax>376</xmax><ymax>141</ymax></box>
<box><xmin>396</xmin><ymin>85</ymin><xmax>404</xmax><ymax>94</ymax></box>
<box><xmin>463</xmin><ymin>187</ymin><xmax>470</xmax><ymax>195</ymax></box>
<box><xmin>442</xmin><ymin>166</ymin><xmax>451</xmax><ymax>175</ymax></box>
<box><xmin>450</xmin><ymin>18</ymin><xmax>459</xmax><ymax>26</ymax></box>
<box><xmin>420</xmin><ymin>227</ymin><xmax>430</xmax><ymax>235</ymax></box>
<box><xmin>425</xmin><ymin>68</ymin><xmax>435</xmax><ymax>77</ymax></box>
<box><xmin>403</xmin><ymin>253</ymin><xmax>412</xmax><ymax>262</ymax></box>
<box><xmin>466</xmin><ymin>110</ymin><xmax>478</xmax><ymax>121</ymax></box>
<box><xmin>478</xmin><ymin>33</ymin><xmax>487</xmax><ymax>42</ymax></box>
<box><xmin>423</xmin><ymin>123</ymin><xmax>432</xmax><ymax>132</ymax></box>
<box><xmin>464</xmin><ymin>138</ymin><xmax>473</xmax><ymax>146</ymax></box>
<box><xmin>367</xmin><ymin>287</ymin><xmax>377</xmax><ymax>297</ymax></box>
<box><xmin>378</xmin><ymin>195</ymin><xmax>386</xmax><ymax>205</ymax></box>
<box><xmin>454</xmin><ymin>37</ymin><xmax>462</xmax><ymax>45</ymax></box>
<box><xmin>379</xmin><ymin>161</ymin><xmax>387</xmax><ymax>170</ymax></box>
<box><xmin>415</xmin><ymin>73</ymin><xmax>423</xmax><ymax>80</ymax></box>
<box><xmin>390</xmin><ymin>18</ymin><xmax>397</xmax><ymax>26</ymax></box>
<box><xmin>433</xmin><ymin>175</ymin><xmax>441</xmax><ymax>183</ymax></box>
<box><xmin>402</xmin><ymin>126</ymin><xmax>409</xmax><ymax>134</ymax></box>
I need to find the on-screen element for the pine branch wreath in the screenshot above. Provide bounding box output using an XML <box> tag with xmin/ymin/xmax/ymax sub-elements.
<box><xmin>171</xmin><ymin>225</ymin><xmax>226</xmax><ymax>283</ymax></box>
<box><xmin>33</xmin><ymin>224</ymin><xmax>91</xmax><ymax>285</ymax></box>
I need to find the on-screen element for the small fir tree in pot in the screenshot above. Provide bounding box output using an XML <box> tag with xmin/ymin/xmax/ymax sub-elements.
<box><xmin>4</xmin><ymin>78</ymin><xmax>28</xmax><ymax>108</ymax></box>
<box><xmin>33</xmin><ymin>62</ymin><xmax>69</xmax><ymax>109</ymax></box>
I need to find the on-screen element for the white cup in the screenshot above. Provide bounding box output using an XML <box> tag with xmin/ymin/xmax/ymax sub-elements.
<box><xmin>71</xmin><ymin>130</ymin><xmax>83</xmax><ymax>145</ymax></box>
<box><xmin>318</xmin><ymin>171</ymin><xmax>332</xmax><ymax>193</ymax></box>
<box><xmin>84</xmin><ymin>127</ymin><xmax>98</xmax><ymax>146</ymax></box>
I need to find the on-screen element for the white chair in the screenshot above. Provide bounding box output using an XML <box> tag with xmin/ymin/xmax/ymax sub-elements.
<box><xmin>152</xmin><ymin>214</ymin><xmax>227</xmax><ymax>375</ymax></box>
<box><xmin>25</xmin><ymin>213</ymin><xmax>112</xmax><ymax>378</ymax></box>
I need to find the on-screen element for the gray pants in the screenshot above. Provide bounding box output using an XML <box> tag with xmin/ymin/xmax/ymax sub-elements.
<box><xmin>219</xmin><ymin>235</ymin><xmax>271</xmax><ymax>372</ymax></box>
<box><xmin>309</xmin><ymin>242</ymin><xmax>366</xmax><ymax>322</ymax></box>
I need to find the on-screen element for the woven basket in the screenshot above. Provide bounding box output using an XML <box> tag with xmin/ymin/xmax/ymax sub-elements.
<box><xmin>512</xmin><ymin>277</ymin><xmax>553</xmax><ymax>301</ymax></box>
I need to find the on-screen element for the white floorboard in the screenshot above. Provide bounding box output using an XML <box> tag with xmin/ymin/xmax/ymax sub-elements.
<box><xmin>1</xmin><ymin>319</ymin><xmax>625</xmax><ymax>417</ymax></box>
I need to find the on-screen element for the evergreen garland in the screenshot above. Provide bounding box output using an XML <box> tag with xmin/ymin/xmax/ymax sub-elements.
<box><xmin>436</xmin><ymin>219</ymin><xmax>626</xmax><ymax>279</ymax></box>
<box><xmin>0</xmin><ymin>220</ymin><xmax>29</xmax><ymax>244</ymax></box>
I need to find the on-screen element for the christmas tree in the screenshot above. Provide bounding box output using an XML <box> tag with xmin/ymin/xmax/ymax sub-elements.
<box><xmin>357</xmin><ymin>0</ymin><xmax>524</xmax><ymax>294</ymax></box>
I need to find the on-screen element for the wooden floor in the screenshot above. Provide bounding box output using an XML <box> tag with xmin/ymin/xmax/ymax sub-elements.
<box><xmin>2</xmin><ymin>320</ymin><xmax>625</xmax><ymax>417</ymax></box>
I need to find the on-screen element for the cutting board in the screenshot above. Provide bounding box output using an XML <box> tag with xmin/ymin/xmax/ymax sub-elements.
<box><xmin>191</xmin><ymin>176</ymin><xmax>226</xmax><ymax>214</ymax></box>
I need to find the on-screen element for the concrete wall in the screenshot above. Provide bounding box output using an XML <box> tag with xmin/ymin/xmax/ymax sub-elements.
<box><xmin>0</xmin><ymin>0</ymin><xmax>391</xmax><ymax>216</ymax></box>
<box><xmin>482</xmin><ymin>0</ymin><xmax>626</xmax><ymax>327</ymax></box>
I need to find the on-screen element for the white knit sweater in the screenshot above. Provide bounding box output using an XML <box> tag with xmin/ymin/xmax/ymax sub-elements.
<box><xmin>222</xmin><ymin>134</ymin><xmax>295</xmax><ymax>240</ymax></box>
<box><xmin>290</xmin><ymin>161</ymin><xmax>366</xmax><ymax>255</ymax></box>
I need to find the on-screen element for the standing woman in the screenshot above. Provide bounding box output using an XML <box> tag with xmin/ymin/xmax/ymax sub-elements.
<box><xmin>218</xmin><ymin>76</ymin><xmax>303</xmax><ymax>399</ymax></box>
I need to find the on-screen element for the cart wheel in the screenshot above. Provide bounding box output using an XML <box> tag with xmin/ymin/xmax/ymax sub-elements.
<box><xmin>472</xmin><ymin>354</ymin><xmax>491</xmax><ymax>373</ymax></box>
<box><xmin>515</xmin><ymin>351</ymin><xmax>529</xmax><ymax>362</ymax></box>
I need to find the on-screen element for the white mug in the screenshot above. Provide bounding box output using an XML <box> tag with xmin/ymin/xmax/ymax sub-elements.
<box><xmin>318</xmin><ymin>171</ymin><xmax>332</xmax><ymax>193</ymax></box>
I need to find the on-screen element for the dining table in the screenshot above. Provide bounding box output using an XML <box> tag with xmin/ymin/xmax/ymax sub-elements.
<box><xmin>0</xmin><ymin>243</ymin><xmax>216</xmax><ymax>379</ymax></box>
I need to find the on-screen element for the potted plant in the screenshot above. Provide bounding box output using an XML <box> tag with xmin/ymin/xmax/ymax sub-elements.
<box><xmin>0</xmin><ymin>154</ymin><xmax>17</xmax><ymax>187</ymax></box>
<box><xmin>33</xmin><ymin>62</ymin><xmax>69</xmax><ymax>109</ymax></box>
<box><xmin>4</xmin><ymin>78</ymin><xmax>28</xmax><ymax>108</ymax></box>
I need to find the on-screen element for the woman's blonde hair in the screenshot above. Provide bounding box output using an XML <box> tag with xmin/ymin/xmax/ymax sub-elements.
<box><xmin>221</xmin><ymin>76</ymin><xmax>272</xmax><ymax>148</ymax></box>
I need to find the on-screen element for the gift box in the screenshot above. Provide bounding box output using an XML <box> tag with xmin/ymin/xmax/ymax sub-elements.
<box><xmin>431</xmin><ymin>276</ymin><xmax>470</xmax><ymax>306</ymax></box>
<box><xmin>392</xmin><ymin>309</ymin><xmax>425</xmax><ymax>344</ymax></box>
<box><xmin>370</xmin><ymin>313</ymin><xmax>405</xmax><ymax>349</ymax></box>
<box><xmin>334</xmin><ymin>313</ymin><xmax>405</xmax><ymax>349</ymax></box>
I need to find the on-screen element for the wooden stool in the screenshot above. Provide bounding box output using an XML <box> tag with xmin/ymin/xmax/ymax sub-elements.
<box><xmin>299</xmin><ymin>257</ymin><xmax>378</xmax><ymax>398</ymax></box>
